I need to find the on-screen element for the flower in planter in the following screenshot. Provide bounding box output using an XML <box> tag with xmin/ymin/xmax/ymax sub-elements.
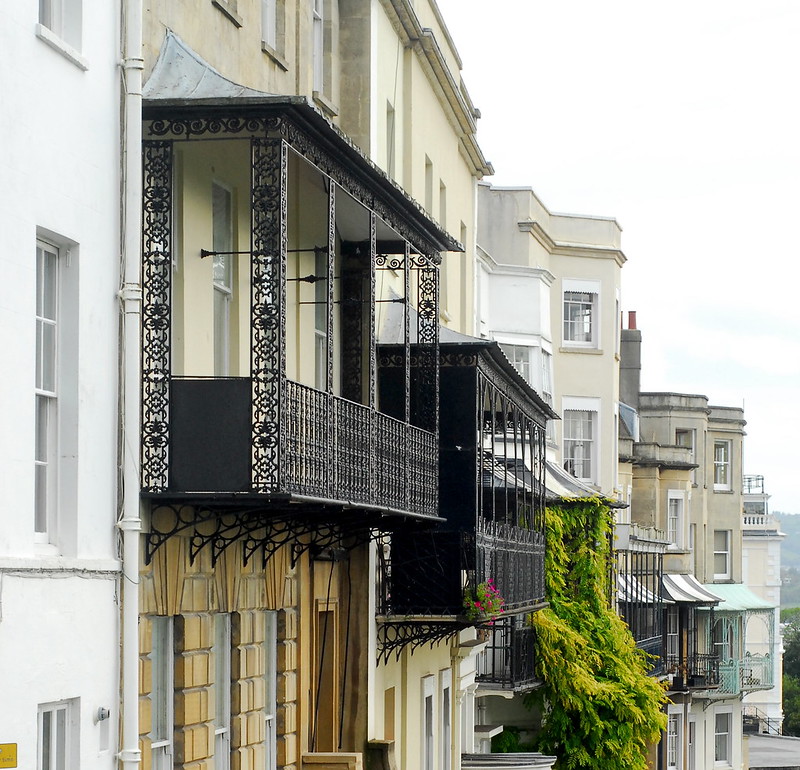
<box><xmin>464</xmin><ymin>578</ymin><xmax>505</xmax><ymax>624</ymax></box>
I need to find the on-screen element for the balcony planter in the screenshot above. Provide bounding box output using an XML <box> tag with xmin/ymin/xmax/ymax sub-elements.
<box><xmin>464</xmin><ymin>579</ymin><xmax>505</xmax><ymax>626</ymax></box>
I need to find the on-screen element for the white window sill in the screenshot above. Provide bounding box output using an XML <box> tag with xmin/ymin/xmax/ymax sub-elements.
<box><xmin>559</xmin><ymin>345</ymin><xmax>603</xmax><ymax>355</ymax></box>
<box><xmin>35</xmin><ymin>24</ymin><xmax>89</xmax><ymax>71</ymax></box>
<box><xmin>713</xmin><ymin>488</ymin><xmax>734</xmax><ymax>494</ymax></box>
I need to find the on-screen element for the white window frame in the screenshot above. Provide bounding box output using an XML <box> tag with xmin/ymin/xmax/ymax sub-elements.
<box><xmin>713</xmin><ymin>709</ymin><xmax>732</xmax><ymax>765</ymax></box>
<box><xmin>151</xmin><ymin>616</ymin><xmax>174</xmax><ymax>770</ymax></box>
<box><xmin>212</xmin><ymin>181</ymin><xmax>234</xmax><ymax>377</ymax></box>
<box><xmin>667</xmin><ymin>490</ymin><xmax>685</xmax><ymax>549</ymax></box>
<box><xmin>262</xmin><ymin>0</ymin><xmax>277</xmax><ymax>48</ymax></box>
<box><xmin>499</xmin><ymin>343</ymin><xmax>533</xmax><ymax>385</ymax></box>
<box><xmin>713</xmin><ymin>439</ymin><xmax>732</xmax><ymax>491</ymax></box>
<box><xmin>214</xmin><ymin>613</ymin><xmax>232</xmax><ymax>770</ymax></box>
<box><xmin>666</xmin><ymin>711</ymin><xmax>681</xmax><ymax>770</ymax></box>
<box><xmin>713</xmin><ymin>530</ymin><xmax>731</xmax><ymax>580</ymax></box>
<box><xmin>562</xmin><ymin>279</ymin><xmax>600</xmax><ymax>348</ymax></box>
<box><xmin>38</xmin><ymin>0</ymin><xmax>82</xmax><ymax>50</ymax></box>
<box><xmin>666</xmin><ymin>606</ymin><xmax>679</xmax><ymax>662</ymax></box>
<box><xmin>562</xmin><ymin>397</ymin><xmax>600</xmax><ymax>484</ymax></box>
<box><xmin>264</xmin><ymin>611</ymin><xmax>278</xmax><ymax>770</ymax></box>
<box><xmin>439</xmin><ymin>670</ymin><xmax>452</xmax><ymax>770</ymax></box>
<box><xmin>422</xmin><ymin>675</ymin><xmax>435</xmax><ymax>770</ymax></box>
<box><xmin>35</xmin><ymin>240</ymin><xmax>59</xmax><ymax>544</ymax></box>
<box><xmin>38</xmin><ymin>698</ymin><xmax>79</xmax><ymax>770</ymax></box>
<box><xmin>312</xmin><ymin>0</ymin><xmax>324</xmax><ymax>93</ymax></box>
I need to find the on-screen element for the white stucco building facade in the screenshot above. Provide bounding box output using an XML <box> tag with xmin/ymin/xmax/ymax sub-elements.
<box><xmin>0</xmin><ymin>2</ymin><xmax>122</xmax><ymax>767</ymax></box>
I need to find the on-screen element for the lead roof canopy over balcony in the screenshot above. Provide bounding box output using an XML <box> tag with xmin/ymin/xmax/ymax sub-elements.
<box><xmin>140</xmin><ymin>33</ymin><xmax>458</xmax><ymax>536</ymax></box>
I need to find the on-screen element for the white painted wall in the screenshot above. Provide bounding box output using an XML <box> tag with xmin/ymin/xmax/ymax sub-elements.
<box><xmin>0</xmin><ymin>1</ymin><xmax>121</xmax><ymax>765</ymax></box>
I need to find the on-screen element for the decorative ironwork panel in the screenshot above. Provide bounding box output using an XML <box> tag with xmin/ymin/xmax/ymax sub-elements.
<box><xmin>333</xmin><ymin>396</ymin><xmax>373</xmax><ymax>506</ymax></box>
<box><xmin>375</xmin><ymin>415</ymin><xmax>406</xmax><ymax>511</ymax></box>
<box><xmin>340</xmin><ymin>247</ymin><xmax>365</xmax><ymax>404</ymax></box>
<box><xmin>141</xmin><ymin>140</ymin><xmax>173</xmax><ymax>492</ymax></box>
<box><xmin>147</xmin><ymin>115</ymin><xmax>283</xmax><ymax>140</ymax></box>
<box><xmin>408</xmin><ymin>425</ymin><xmax>438</xmax><ymax>515</ymax></box>
<box><xmin>476</xmin><ymin>519</ymin><xmax>545</xmax><ymax>612</ymax></box>
<box><xmin>414</xmin><ymin>256</ymin><xmax>440</xmax><ymax>434</ymax></box>
<box><xmin>251</xmin><ymin>138</ymin><xmax>287</xmax><ymax>492</ymax></box>
<box><xmin>477</xmin><ymin>617</ymin><xmax>540</xmax><ymax>691</ymax></box>
<box><xmin>284</xmin><ymin>381</ymin><xmax>328</xmax><ymax>497</ymax></box>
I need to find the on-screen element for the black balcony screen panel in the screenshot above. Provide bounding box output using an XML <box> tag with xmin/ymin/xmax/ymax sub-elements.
<box><xmin>386</xmin><ymin>530</ymin><xmax>472</xmax><ymax>616</ymax></box>
<box><xmin>477</xmin><ymin>616</ymin><xmax>540</xmax><ymax>691</ymax></box>
<box><xmin>169</xmin><ymin>378</ymin><xmax>251</xmax><ymax>493</ymax></box>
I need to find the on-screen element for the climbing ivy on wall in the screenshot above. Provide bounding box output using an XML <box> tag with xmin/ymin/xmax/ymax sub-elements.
<box><xmin>528</xmin><ymin>498</ymin><xmax>667</xmax><ymax>769</ymax></box>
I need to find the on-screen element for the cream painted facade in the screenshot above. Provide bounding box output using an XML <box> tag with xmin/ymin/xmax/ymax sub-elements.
<box><xmin>137</xmin><ymin>2</ymin><xmax>500</xmax><ymax>770</ymax></box>
<box><xmin>476</xmin><ymin>182</ymin><xmax>625</xmax><ymax>498</ymax></box>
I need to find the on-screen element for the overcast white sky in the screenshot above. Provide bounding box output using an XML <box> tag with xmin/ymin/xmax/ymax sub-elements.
<box><xmin>435</xmin><ymin>0</ymin><xmax>800</xmax><ymax>513</ymax></box>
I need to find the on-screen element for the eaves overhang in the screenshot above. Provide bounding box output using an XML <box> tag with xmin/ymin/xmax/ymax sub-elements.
<box><xmin>142</xmin><ymin>31</ymin><xmax>461</xmax><ymax>258</ymax></box>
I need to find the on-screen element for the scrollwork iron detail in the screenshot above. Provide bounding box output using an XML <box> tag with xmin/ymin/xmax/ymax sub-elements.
<box><xmin>251</xmin><ymin>138</ymin><xmax>287</xmax><ymax>492</ymax></box>
<box><xmin>141</xmin><ymin>141</ymin><xmax>173</xmax><ymax>492</ymax></box>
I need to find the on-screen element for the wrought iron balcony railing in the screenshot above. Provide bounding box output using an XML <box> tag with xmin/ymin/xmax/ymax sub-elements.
<box><xmin>379</xmin><ymin>522</ymin><xmax>546</xmax><ymax>618</ymax></box>
<box><xmin>476</xmin><ymin>617</ymin><xmax>540</xmax><ymax>692</ymax></box>
<box><xmin>717</xmin><ymin>653</ymin><xmax>774</xmax><ymax>694</ymax></box>
<box><xmin>664</xmin><ymin>652</ymin><xmax>720</xmax><ymax>690</ymax></box>
<box><xmin>156</xmin><ymin>377</ymin><xmax>437</xmax><ymax>518</ymax></box>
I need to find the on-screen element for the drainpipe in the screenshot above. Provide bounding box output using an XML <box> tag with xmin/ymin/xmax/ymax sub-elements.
<box><xmin>118</xmin><ymin>0</ymin><xmax>143</xmax><ymax>767</ymax></box>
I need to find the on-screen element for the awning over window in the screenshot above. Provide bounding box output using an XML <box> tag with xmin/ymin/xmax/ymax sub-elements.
<box><xmin>618</xmin><ymin>573</ymin><xmax>670</xmax><ymax>604</ymax></box>
<box><xmin>662</xmin><ymin>574</ymin><xmax>722</xmax><ymax>604</ymax></box>
<box><xmin>700</xmin><ymin>583</ymin><xmax>774</xmax><ymax>612</ymax></box>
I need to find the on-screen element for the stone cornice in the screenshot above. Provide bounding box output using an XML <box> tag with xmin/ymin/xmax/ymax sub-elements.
<box><xmin>380</xmin><ymin>0</ymin><xmax>493</xmax><ymax>178</ymax></box>
<box><xmin>518</xmin><ymin>220</ymin><xmax>627</xmax><ymax>266</ymax></box>
<box><xmin>477</xmin><ymin>249</ymin><xmax>556</xmax><ymax>284</ymax></box>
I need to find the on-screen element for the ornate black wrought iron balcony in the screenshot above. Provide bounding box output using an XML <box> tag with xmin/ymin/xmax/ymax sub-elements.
<box><xmin>140</xmin><ymin>94</ymin><xmax>458</xmax><ymax>524</ymax></box>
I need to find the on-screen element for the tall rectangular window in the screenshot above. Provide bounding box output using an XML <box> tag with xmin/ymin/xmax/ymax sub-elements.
<box><xmin>386</xmin><ymin>102</ymin><xmax>396</xmax><ymax>178</ymax></box>
<box><xmin>38</xmin><ymin>699</ymin><xmax>78</xmax><ymax>770</ymax></box>
<box><xmin>262</xmin><ymin>0</ymin><xmax>277</xmax><ymax>47</ymax></box>
<box><xmin>35</xmin><ymin>241</ymin><xmax>59</xmax><ymax>541</ymax></box>
<box><xmin>422</xmin><ymin>676</ymin><xmax>434</xmax><ymax>770</ymax></box>
<box><xmin>667</xmin><ymin>492</ymin><xmax>684</xmax><ymax>548</ymax></box>
<box><xmin>563</xmin><ymin>410</ymin><xmax>595</xmax><ymax>482</ymax></box>
<box><xmin>424</xmin><ymin>157</ymin><xmax>433</xmax><ymax>214</ymax></box>
<box><xmin>263</xmin><ymin>611</ymin><xmax>278</xmax><ymax>770</ymax></box>
<box><xmin>713</xmin><ymin>530</ymin><xmax>731</xmax><ymax>580</ymax></box>
<box><xmin>713</xmin><ymin>440</ymin><xmax>731</xmax><ymax>491</ymax></box>
<box><xmin>675</xmin><ymin>428</ymin><xmax>696</xmax><ymax>483</ymax></box>
<box><xmin>214</xmin><ymin>613</ymin><xmax>232</xmax><ymax>770</ymax></box>
<box><xmin>439</xmin><ymin>670</ymin><xmax>451</xmax><ymax>770</ymax></box>
<box><xmin>151</xmin><ymin>616</ymin><xmax>174</xmax><ymax>770</ymax></box>
<box><xmin>563</xmin><ymin>291</ymin><xmax>597</xmax><ymax>345</ymax></box>
<box><xmin>39</xmin><ymin>0</ymin><xmax>82</xmax><ymax>49</ymax></box>
<box><xmin>312</xmin><ymin>0</ymin><xmax>324</xmax><ymax>93</ymax></box>
<box><xmin>666</xmin><ymin>606</ymin><xmax>679</xmax><ymax>662</ymax></box>
<box><xmin>314</xmin><ymin>249</ymin><xmax>328</xmax><ymax>391</ymax></box>
<box><xmin>212</xmin><ymin>182</ymin><xmax>233</xmax><ymax>376</ymax></box>
<box><xmin>714</xmin><ymin>711</ymin><xmax>731</xmax><ymax>763</ymax></box>
<box><xmin>666</xmin><ymin>713</ymin><xmax>680</xmax><ymax>770</ymax></box>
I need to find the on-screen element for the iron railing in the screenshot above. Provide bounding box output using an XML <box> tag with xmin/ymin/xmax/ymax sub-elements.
<box><xmin>717</xmin><ymin>653</ymin><xmax>774</xmax><ymax>694</ymax></box>
<box><xmin>476</xmin><ymin>617</ymin><xmax>540</xmax><ymax>691</ymax></box>
<box><xmin>665</xmin><ymin>652</ymin><xmax>720</xmax><ymax>689</ymax></box>
<box><xmin>379</xmin><ymin>522</ymin><xmax>546</xmax><ymax>618</ymax></box>
<box><xmin>163</xmin><ymin>377</ymin><xmax>437</xmax><ymax>517</ymax></box>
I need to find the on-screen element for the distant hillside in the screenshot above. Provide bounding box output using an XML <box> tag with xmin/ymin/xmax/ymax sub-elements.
<box><xmin>779</xmin><ymin>513</ymin><xmax>800</xmax><ymax>571</ymax></box>
<box><xmin>778</xmin><ymin>513</ymin><xmax>800</xmax><ymax>608</ymax></box>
